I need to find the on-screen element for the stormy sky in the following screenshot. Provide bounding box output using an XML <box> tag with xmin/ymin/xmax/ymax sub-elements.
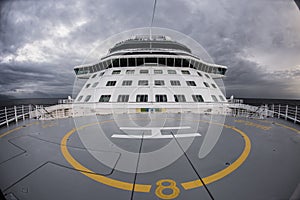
<box><xmin>0</xmin><ymin>0</ymin><xmax>300</xmax><ymax>100</ymax></box>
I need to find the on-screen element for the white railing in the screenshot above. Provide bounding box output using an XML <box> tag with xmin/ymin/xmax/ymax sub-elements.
<box><xmin>267</xmin><ymin>104</ymin><xmax>299</xmax><ymax>124</ymax></box>
<box><xmin>0</xmin><ymin>105</ymin><xmax>34</xmax><ymax>127</ymax></box>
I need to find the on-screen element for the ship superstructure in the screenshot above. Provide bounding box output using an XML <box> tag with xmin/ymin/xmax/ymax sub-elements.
<box><xmin>73</xmin><ymin>35</ymin><xmax>227</xmax><ymax>112</ymax></box>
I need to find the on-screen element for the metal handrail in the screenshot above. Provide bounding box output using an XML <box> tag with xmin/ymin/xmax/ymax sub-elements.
<box><xmin>0</xmin><ymin>105</ymin><xmax>33</xmax><ymax>127</ymax></box>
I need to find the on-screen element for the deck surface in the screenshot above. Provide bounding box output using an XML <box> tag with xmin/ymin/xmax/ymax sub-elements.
<box><xmin>0</xmin><ymin>113</ymin><xmax>300</xmax><ymax>200</ymax></box>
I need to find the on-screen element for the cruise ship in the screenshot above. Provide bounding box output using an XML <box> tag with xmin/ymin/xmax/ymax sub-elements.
<box><xmin>0</xmin><ymin>31</ymin><xmax>299</xmax><ymax>200</ymax></box>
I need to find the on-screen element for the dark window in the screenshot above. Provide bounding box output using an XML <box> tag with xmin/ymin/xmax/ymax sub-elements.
<box><xmin>211</xmin><ymin>83</ymin><xmax>217</xmax><ymax>88</ymax></box>
<box><xmin>205</xmin><ymin>74</ymin><xmax>210</xmax><ymax>79</ymax></box>
<box><xmin>219</xmin><ymin>95</ymin><xmax>225</xmax><ymax>101</ymax></box>
<box><xmin>112</xmin><ymin>59</ymin><xmax>120</xmax><ymax>67</ymax></box>
<box><xmin>154</xmin><ymin>69</ymin><xmax>163</xmax><ymax>74</ymax></box>
<box><xmin>197</xmin><ymin>72</ymin><xmax>203</xmax><ymax>77</ymax></box>
<box><xmin>203</xmin><ymin>82</ymin><xmax>210</xmax><ymax>87</ymax></box>
<box><xmin>154</xmin><ymin>80</ymin><xmax>165</xmax><ymax>86</ymax></box>
<box><xmin>126</xmin><ymin>70</ymin><xmax>135</xmax><ymax>74</ymax></box>
<box><xmin>122</xmin><ymin>80</ymin><xmax>132</xmax><ymax>86</ymax></box>
<box><xmin>92</xmin><ymin>82</ymin><xmax>99</xmax><ymax>88</ymax></box>
<box><xmin>182</xmin><ymin>70</ymin><xmax>190</xmax><ymax>75</ymax></box>
<box><xmin>186</xmin><ymin>81</ymin><xmax>196</xmax><ymax>86</ymax></box>
<box><xmin>117</xmin><ymin>95</ymin><xmax>129</xmax><ymax>102</ymax></box>
<box><xmin>84</xmin><ymin>95</ymin><xmax>92</xmax><ymax>102</ymax></box>
<box><xmin>140</xmin><ymin>69</ymin><xmax>149</xmax><ymax>74</ymax></box>
<box><xmin>182</xmin><ymin>59</ymin><xmax>189</xmax><ymax>67</ymax></box>
<box><xmin>106</xmin><ymin>81</ymin><xmax>117</xmax><ymax>86</ymax></box>
<box><xmin>85</xmin><ymin>83</ymin><xmax>91</xmax><ymax>88</ymax></box>
<box><xmin>175</xmin><ymin>58</ymin><xmax>182</xmax><ymax>67</ymax></box>
<box><xmin>120</xmin><ymin>58</ymin><xmax>127</xmax><ymax>67</ymax></box>
<box><xmin>138</xmin><ymin>80</ymin><xmax>148</xmax><ymax>86</ymax></box>
<box><xmin>155</xmin><ymin>95</ymin><xmax>167</xmax><ymax>102</ymax></box>
<box><xmin>145</xmin><ymin>57</ymin><xmax>157</xmax><ymax>64</ymax></box>
<box><xmin>174</xmin><ymin>95</ymin><xmax>186</xmax><ymax>102</ymax></box>
<box><xmin>128</xmin><ymin>58</ymin><xmax>136</xmax><ymax>66</ymax></box>
<box><xmin>170</xmin><ymin>80</ymin><xmax>181</xmax><ymax>86</ymax></box>
<box><xmin>192</xmin><ymin>95</ymin><xmax>204</xmax><ymax>102</ymax></box>
<box><xmin>77</xmin><ymin>95</ymin><xmax>83</xmax><ymax>101</ymax></box>
<box><xmin>99</xmin><ymin>72</ymin><xmax>105</xmax><ymax>76</ymax></box>
<box><xmin>167</xmin><ymin>58</ymin><xmax>174</xmax><ymax>66</ymax></box>
<box><xmin>112</xmin><ymin>70</ymin><xmax>121</xmax><ymax>74</ymax></box>
<box><xmin>211</xmin><ymin>95</ymin><xmax>218</xmax><ymax>102</ymax></box>
<box><xmin>91</xmin><ymin>74</ymin><xmax>97</xmax><ymax>78</ymax></box>
<box><xmin>136</xmin><ymin>95</ymin><xmax>148</xmax><ymax>102</ymax></box>
<box><xmin>136</xmin><ymin>58</ymin><xmax>144</xmax><ymax>66</ymax></box>
<box><xmin>168</xmin><ymin>70</ymin><xmax>176</xmax><ymax>74</ymax></box>
<box><xmin>158</xmin><ymin>58</ymin><xmax>166</xmax><ymax>65</ymax></box>
<box><xmin>99</xmin><ymin>95</ymin><xmax>111</xmax><ymax>102</ymax></box>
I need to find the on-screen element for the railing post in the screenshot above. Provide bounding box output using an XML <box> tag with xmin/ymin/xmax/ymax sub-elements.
<box><xmin>295</xmin><ymin>106</ymin><xmax>298</xmax><ymax>124</ymax></box>
<box><xmin>285</xmin><ymin>105</ymin><xmax>288</xmax><ymax>120</ymax></box>
<box><xmin>22</xmin><ymin>105</ymin><xmax>25</xmax><ymax>121</ymax></box>
<box><xmin>272</xmin><ymin>104</ymin><xmax>274</xmax><ymax>117</ymax></box>
<box><xmin>35</xmin><ymin>105</ymin><xmax>38</xmax><ymax>119</ymax></box>
<box><xmin>278</xmin><ymin>104</ymin><xmax>281</xmax><ymax>118</ymax></box>
<box><xmin>14</xmin><ymin>106</ymin><xmax>18</xmax><ymax>123</ymax></box>
<box><xmin>5</xmin><ymin>107</ymin><xmax>8</xmax><ymax>127</ymax></box>
<box><xmin>29</xmin><ymin>105</ymin><xmax>32</xmax><ymax>119</ymax></box>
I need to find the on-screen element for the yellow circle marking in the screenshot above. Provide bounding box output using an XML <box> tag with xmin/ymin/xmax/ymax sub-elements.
<box><xmin>181</xmin><ymin>125</ymin><xmax>251</xmax><ymax>190</ymax></box>
<box><xmin>0</xmin><ymin>122</ymin><xmax>39</xmax><ymax>138</ymax></box>
<box><xmin>60</xmin><ymin>118</ymin><xmax>251</xmax><ymax>193</ymax></box>
<box><xmin>155</xmin><ymin>179</ymin><xmax>180</xmax><ymax>199</ymax></box>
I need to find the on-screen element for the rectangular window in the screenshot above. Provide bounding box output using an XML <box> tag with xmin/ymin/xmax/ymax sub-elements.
<box><xmin>117</xmin><ymin>95</ymin><xmax>129</xmax><ymax>102</ymax></box>
<box><xmin>120</xmin><ymin>58</ymin><xmax>127</xmax><ymax>67</ymax></box>
<box><xmin>170</xmin><ymin>80</ymin><xmax>181</xmax><ymax>86</ymax></box>
<box><xmin>192</xmin><ymin>95</ymin><xmax>204</xmax><ymax>102</ymax></box>
<box><xmin>205</xmin><ymin>74</ymin><xmax>210</xmax><ymax>79</ymax></box>
<box><xmin>112</xmin><ymin>70</ymin><xmax>121</xmax><ymax>74</ymax></box>
<box><xmin>197</xmin><ymin>72</ymin><xmax>203</xmax><ymax>77</ymax></box>
<box><xmin>186</xmin><ymin>81</ymin><xmax>196</xmax><ymax>86</ymax></box>
<box><xmin>211</xmin><ymin>95</ymin><xmax>218</xmax><ymax>102</ymax></box>
<box><xmin>99</xmin><ymin>71</ymin><xmax>105</xmax><ymax>76</ymax></box>
<box><xmin>126</xmin><ymin>70</ymin><xmax>135</xmax><ymax>74</ymax></box>
<box><xmin>140</xmin><ymin>69</ymin><xmax>149</xmax><ymax>74</ymax></box>
<box><xmin>211</xmin><ymin>83</ymin><xmax>217</xmax><ymax>88</ymax></box>
<box><xmin>136</xmin><ymin>95</ymin><xmax>148</xmax><ymax>102</ymax></box>
<box><xmin>167</xmin><ymin>70</ymin><xmax>176</xmax><ymax>74</ymax></box>
<box><xmin>175</xmin><ymin>58</ymin><xmax>182</xmax><ymax>67</ymax></box>
<box><xmin>219</xmin><ymin>95</ymin><xmax>225</xmax><ymax>101</ymax></box>
<box><xmin>84</xmin><ymin>95</ymin><xmax>92</xmax><ymax>102</ymax></box>
<box><xmin>154</xmin><ymin>69</ymin><xmax>163</xmax><ymax>74</ymax></box>
<box><xmin>181</xmin><ymin>70</ymin><xmax>190</xmax><ymax>75</ymax></box>
<box><xmin>128</xmin><ymin>58</ymin><xmax>136</xmax><ymax>66</ymax></box>
<box><xmin>174</xmin><ymin>95</ymin><xmax>186</xmax><ymax>102</ymax></box>
<box><xmin>122</xmin><ymin>80</ymin><xmax>133</xmax><ymax>86</ymax></box>
<box><xmin>158</xmin><ymin>58</ymin><xmax>166</xmax><ymax>66</ymax></box>
<box><xmin>136</xmin><ymin>58</ymin><xmax>144</xmax><ymax>66</ymax></box>
<box><xmin>155</xmin><ymin>95</ymin><xmax>167</xmax><ymax>102</ymax></box>
<box><xmin>99</xmin><ymin>95</ymin><xmax>111</xmax><ymax>102</ymax></box>
<box><xmin>154</xmin><ymin>80</ymin><xmax>165</xmax><ymax>86</ymax></box>
<box><xmin>91</xmin><ymin>74</ymin><xmax>97</xmax><ymax>78</ymax></box>
<box><xmin>77</xmin><ymin>95</ymin><xmax>83</xmax><ymax>101</ymax></box>
<box><xmin>85</xmin><ymin>83</ymin><xmax>91</xmax><ymax>88</ymax></box>
<box><xmin>138</xmin><ymin>80</ymin><xmax>148</xmax><ymax>86</ymax></box>
<box><xmin>92</xmin><ymin>82</ymin><xmax>99</xmax><ymax>88</ymax></box>
<box><xmin>203</xmin><ymin>82</ymin><xmax>210</xmax><ymax>87</ymax></box>
<box><xmin>106</xmin><ymin>81</ymin><xmax>117</xmax><ymax>86</ymax></box>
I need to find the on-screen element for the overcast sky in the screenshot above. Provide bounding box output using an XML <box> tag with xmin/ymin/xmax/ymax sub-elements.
<box><xmin>0</xmin><ymin>0</ymin><xmax>300</xmax><ymax>100</ymax></box>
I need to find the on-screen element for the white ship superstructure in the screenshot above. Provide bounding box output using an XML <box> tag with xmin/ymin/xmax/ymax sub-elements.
<box><xmin>73</xmin><ymin>35</ymin><xmax>227</xmax><ymax>113</ymax></box>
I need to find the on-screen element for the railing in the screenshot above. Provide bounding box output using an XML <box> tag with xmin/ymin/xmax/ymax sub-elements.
<box><xmin>0</xmin><ymin>105</ymin><xmax>34</xmax><ymax>127</ymax></box>
<box><xmin>267</xmin><ymin>104</ymin><xmax>299</xmax><ymax>124</ymax></box>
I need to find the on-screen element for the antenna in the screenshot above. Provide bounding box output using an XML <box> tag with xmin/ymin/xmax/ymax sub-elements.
<box><xmin>150</xmin><ymin>0</ymin><xmax>157</xmax><ymax>48</ymax></box>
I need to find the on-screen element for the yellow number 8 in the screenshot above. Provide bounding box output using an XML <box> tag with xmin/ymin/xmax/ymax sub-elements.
<box><xmin>155</xmin><ymin>179</ymin><xmax>180</xmax><ymax>199</ymax></box>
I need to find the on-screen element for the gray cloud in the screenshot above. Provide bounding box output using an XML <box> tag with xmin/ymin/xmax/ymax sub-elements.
<box><xmin>0</xmin><ymin>0</ymin><xmax>300</xmax><ymax>100</ymax></box>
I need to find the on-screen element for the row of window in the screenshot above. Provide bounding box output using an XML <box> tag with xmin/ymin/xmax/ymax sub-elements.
<box><xmin>77</xmin><ymin>94</ymin><xmax>225</xmax><ymax>103</ymax></box>
<box><xmin>74</xmin><ymin>56</ymin><xmax>227</xmax><ymax>76</ymax></box>
<box><xmin>91</xmin><ymin>69</ymin><xmax>211</xmax><ymax>78</ymax></box>
<box><xmin>85</xmin><ymin>80</ymin><xmax>217</xmax><ymax>88</ymax></box>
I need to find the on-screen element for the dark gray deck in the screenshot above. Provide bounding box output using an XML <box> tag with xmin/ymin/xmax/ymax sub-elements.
<box><xmin>0</xmin><ymin>113</ymin><xmax>299</xmax><ymax>200</ymax></box>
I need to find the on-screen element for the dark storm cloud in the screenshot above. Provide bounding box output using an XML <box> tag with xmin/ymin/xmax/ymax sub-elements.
<box><xmin>0</xmin><ymin>0</ymin><xmax>299</xmax><ymax>99</ymax></box>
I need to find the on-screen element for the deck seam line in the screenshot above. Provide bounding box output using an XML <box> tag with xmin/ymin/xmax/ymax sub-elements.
<box><xmin>171</xmin><ymin>131</ymin><xmax>215</xmax><ymax>200</ymax></box>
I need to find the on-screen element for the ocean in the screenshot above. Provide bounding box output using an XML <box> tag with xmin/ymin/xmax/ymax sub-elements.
<box><xmin>0</xmin><ymin>98</ymin><xmax>299</xmax><ymax>109</ymax></box>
